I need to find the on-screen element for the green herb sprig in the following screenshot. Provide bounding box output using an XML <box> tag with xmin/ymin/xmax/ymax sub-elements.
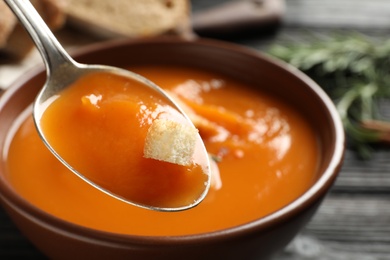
<box><xmin>268</xmin><ymin>33</ymin><xmax>390</xmax><ymax>159</ymax></box>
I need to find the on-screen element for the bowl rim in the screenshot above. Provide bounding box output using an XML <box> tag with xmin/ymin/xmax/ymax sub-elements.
<box><xmin>0</xmin><ymin>36</ymin><xmax>345</xmax><ymax>246</ymax></box>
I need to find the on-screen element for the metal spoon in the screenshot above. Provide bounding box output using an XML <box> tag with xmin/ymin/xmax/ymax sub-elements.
<box><xmin>4</xmin><ymin>0</ymin><xmax>211</xmax><ymax>212</ymax></box>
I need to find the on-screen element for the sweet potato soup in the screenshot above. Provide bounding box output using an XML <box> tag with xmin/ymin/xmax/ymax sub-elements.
<box><xmin>5</xmin><ymin>65</ymin><xmax>320</xmax><ymax>236</ymax></box>
<box><xmin>35</xmin><ymin>71</ymin><xmax>209</xmax><ymax>210</ymax></box>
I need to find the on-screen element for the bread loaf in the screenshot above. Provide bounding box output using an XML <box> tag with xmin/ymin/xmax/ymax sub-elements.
<box><xmin>0</xmin><ymin>0</ymin><xmax>67</xmax><ymax>59</ymax></box>
<box><xmin>64</xmin><ymin>0</ymin><xmax>192</xmax><ymax>38</ymax></box>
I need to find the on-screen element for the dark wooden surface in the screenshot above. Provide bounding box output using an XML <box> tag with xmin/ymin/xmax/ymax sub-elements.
<box><xmin>1</xmin><ymin>0</ymin><xmax>390</xmax><ymax>259</ymax></box>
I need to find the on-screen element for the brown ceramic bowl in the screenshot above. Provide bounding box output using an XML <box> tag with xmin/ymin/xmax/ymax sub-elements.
<box><xmin>0</xmin><ymin>37</ymin><xmax>344</xmax><ymax>259</ymax></box>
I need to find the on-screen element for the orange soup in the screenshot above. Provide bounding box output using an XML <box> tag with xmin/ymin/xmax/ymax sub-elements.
<box><xmin>37</xmin><ymin>71</ymin><xmax>209</xmax><ymax>210</ymax></box>
<box><xmin>5</xmin><ymin>65</ymin><xmax>320</xmax><ymax>236</ymax></box>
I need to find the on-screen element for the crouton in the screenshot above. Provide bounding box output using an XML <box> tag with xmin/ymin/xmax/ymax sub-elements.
<box><xmin>144</xmin><ymin>118</ymin><xmax>198</xmax><ymax>166</ymax></box>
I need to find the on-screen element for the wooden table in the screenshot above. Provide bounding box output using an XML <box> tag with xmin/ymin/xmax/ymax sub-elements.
<box><xmin>1</xmin><ymin>0</ymin><xmax>390</xmax><ymax>259</ymax></box>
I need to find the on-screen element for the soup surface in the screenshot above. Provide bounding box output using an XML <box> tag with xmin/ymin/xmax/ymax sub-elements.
<box><xmin>5</xmin><ymin>65</ymin><xmax>320</xmax><ymax>236</ymax></box>
<box><xmin>37</xmin><ymin>71</ymin><xmax>209</xmax><ymax>210</ymax></box>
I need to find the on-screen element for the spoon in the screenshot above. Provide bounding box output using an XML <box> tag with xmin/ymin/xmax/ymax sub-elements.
<box><xmin>4</xmin><ymin>0</ymin><xmax>211</xmax><ymax>212</ymax></box>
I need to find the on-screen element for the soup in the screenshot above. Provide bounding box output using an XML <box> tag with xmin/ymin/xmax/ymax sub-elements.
<box><xmin>5</xmin><ymin>65</ymin><xmax>320</xmax><ymax>236</ymax></box>
<box><xmin>37</xmin><ymin>71</ymin><xmax>209</xmax><ymax>209</ymax></box>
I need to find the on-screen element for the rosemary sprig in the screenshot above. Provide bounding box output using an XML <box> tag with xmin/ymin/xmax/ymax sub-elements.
<box><xmin>268</xmin><ymin>33</ymin><xmax>390</xmax><ymax>159</ymax></box>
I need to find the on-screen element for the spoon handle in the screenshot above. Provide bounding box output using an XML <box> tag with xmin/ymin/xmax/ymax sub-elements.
<box><xmin>4</xmin><ymin>0</ymin><xmax>76</xmax><ymax>76</ymax></box>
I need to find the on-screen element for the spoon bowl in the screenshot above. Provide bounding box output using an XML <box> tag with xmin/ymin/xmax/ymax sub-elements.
<box><xmin>5</xmin><ymin>0</ymin><xmax>211</xmax><ymax>211</ymax></box>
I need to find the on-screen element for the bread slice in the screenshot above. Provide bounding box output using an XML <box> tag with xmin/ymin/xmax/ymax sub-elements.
<box><xmin>144</xmin><ymin>118</ymin><xmax>198</xmax><ymax>166</ymax></box>
<box><xmin>64</xmin><ymin>0</ymin><xmax>192</xmax><ymax>38</ymax></box>
<box><xmin>0</xmin><ymin>0</ymin><xmax>67</xmax><ymax>59</ymax></box>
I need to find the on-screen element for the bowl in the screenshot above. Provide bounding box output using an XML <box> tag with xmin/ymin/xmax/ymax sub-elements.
<box><xmin>0</xmin><ymin>37</ymin><xmax>345</xmax><ymax>259</ymax></box>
